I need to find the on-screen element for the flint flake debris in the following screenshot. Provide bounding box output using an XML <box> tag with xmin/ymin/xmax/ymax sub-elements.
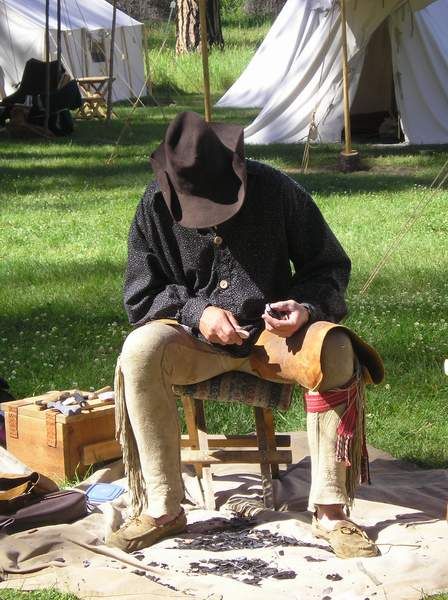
<box><xmin>326</xmin><ymin>573</ymin><xmax>343</xmax><ymax>581</ymax></box>
<box><xmin>189</xmin><ymin>557</ymin><xmax>296</xmax><ymax>586</ymax></box>
<box><xmin>172</xmin><ymin>520</ymin><xmax>331</xmax><ymax>553</ymax></box>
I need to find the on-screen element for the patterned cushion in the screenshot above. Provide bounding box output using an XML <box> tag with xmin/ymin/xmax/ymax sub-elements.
<box><xmin>173</xmin><ymin>372</ymin><xmax>293</xmax><ymax>412</ymax></box>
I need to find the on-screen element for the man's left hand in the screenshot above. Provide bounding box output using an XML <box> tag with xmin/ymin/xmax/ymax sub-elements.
<box><xmin>262</xmin><ymin>300</ymin><xmax>310</xmax><ymax>338</ymax></box>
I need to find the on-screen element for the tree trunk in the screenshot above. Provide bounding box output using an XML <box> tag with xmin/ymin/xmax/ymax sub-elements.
<box><xmin>176</xmin><ymin>0</ymin><xmax>200</xmax><ymax>54</ymax></box>
<box><xmin>176</xmin><ymin>0</ymin><xmax>224</xmax><ymax>55</ymax></box>
<box><xmin>207</xmin><ymin>0</ymin><xmax>224</xmax><ymax>49</ymax></box>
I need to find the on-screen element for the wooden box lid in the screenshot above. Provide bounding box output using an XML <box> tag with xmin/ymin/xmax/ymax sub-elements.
<box><xmin>1</xmin><ymin>394</ymin><xmax>115</xmax><ymax>424</ymax></box>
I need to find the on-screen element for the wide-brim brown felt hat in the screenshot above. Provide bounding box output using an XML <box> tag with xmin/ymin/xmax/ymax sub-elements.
<box><xmin>150</xmin><ymin>111</ymin><xmax>247</xmax><ymax>228</ymax></box>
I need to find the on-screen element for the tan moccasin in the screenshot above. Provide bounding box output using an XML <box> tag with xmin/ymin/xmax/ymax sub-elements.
<box><xmin>106</xmin><ymin>510</ymin><xmax>187</xmax><ymax>553</ymax></box>
<box><xmin>312</xmin><ymin>515</ymin><xmax>380</xmax><ymax>559</ymax></box>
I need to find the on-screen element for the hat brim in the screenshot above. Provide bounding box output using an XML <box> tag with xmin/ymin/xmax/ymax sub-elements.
<box><xmin>176</xmin><ymin>188</ymin><xmax>245</xmax><ymax>228</ymax></box>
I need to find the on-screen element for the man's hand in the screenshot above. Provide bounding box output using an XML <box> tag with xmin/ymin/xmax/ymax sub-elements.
<box><xmin>199</xmin><ymin>306</ymin><xmax>243</xmax><ymax>346</ymax></box>
<box><xmin>262</xmin><ymin>300</ymin><xmax>309</xmax><ymax>338</ymax></box>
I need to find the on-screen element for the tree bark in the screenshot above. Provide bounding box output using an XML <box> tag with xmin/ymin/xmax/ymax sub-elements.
<box><xmin>207</xmin><ymin>0</ymin><xmax>224</xmax><ymax>49</ymax></box>
<box><xmin>176</xmin><ymin>0</ymin><xmax>200</xmax><ymax>55</ymax></box>
<box><xmin>176</xmin><ymin>0</ymin><xmax>224</xmax><ymax>55</ymax></box>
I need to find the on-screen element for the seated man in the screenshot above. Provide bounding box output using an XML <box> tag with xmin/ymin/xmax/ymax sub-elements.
<box><xmin>108</xmin><ymin>111</ymin><xmax>384</xmax><ymax>558</ymax></box>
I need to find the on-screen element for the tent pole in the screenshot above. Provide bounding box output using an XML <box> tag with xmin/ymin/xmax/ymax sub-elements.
<box><xmin>339</xmin><ymin>0</ymin><xmax>360</xmax><ymax>171</ymax></box>
<box><xmin>106</xmin><ymin>0</ymin><xmax>118</xmax><ymax>122</ymax></box>
<box><xmin>44</xmin><ymin>0</ymin><xmax>50</xmax><ymax>132</ymax></box>
<box><xmin>57</xmin><ymin>0</ymin><xmax>62</xmax><ymax>82</ymax></box>
<box><xmin>142</xmin><ymin>22</ymin><xmax>152</xmax><ymax>96</ymax></box>
<box><xmin>198</xmin><ymin>0</ymin><xmax>212</xmax><ymax>122</ymax></box>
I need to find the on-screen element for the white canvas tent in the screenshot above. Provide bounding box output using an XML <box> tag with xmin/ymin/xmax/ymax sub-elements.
<box><xmin>0</xmin><ymin>0</ymin><xmax>146</xmax><ymax>101</ymax></box>
<box><xmin>217</xmin><ymin>0</ymin><xmax>448</xmax><ymax>145</ymax></box>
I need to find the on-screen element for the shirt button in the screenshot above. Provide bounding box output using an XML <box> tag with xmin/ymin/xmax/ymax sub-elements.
<box><xmin>219</xmin><ymin>279</ymin><xmax>229</xmax><ymax>290</ymax></box>
<box><xmin>213</xmin><ymin>235</ymin><xmax>223</xmax><ymax>246</ymax></box>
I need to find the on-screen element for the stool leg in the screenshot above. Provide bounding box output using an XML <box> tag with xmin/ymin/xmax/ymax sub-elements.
<box><xmin>262</xmin><ymin>408</ymin><xmax>280</xmax><ymax>480</ymax></box>
<box><xmin>182</xmin><ymin>396</ymin><xmax>215</xmax><ymax>510</ymax></box>
<box><xmin>254</xmin><ymin>407</ymin><xmax>275</xmax><ymax>509</ymax></box>
<box><xmin>194</xmin><ymin>399</ymin><xmax>215</xmax><ymax>510</ymax></box>
<box><xmin>182</xmin><ymin>396</ymin><xmax>202</xmax><ymax>479</ymax></box>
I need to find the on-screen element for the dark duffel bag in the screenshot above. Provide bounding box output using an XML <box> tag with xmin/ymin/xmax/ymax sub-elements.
<box><xmin>0</xmin><ymin>472</ymin><xmax>87</xmax><ymax>533</ymax></box>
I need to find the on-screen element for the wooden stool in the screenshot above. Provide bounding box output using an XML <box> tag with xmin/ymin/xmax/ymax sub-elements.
<box><xmin>75</xmin><ymin>76</ymin><xmax>115</xmax><ymax>120</ymax></box>
<box><xmin>173</xmin><ymin>372</ymin><xmax>294</xmax><ymax>510</ymax></box>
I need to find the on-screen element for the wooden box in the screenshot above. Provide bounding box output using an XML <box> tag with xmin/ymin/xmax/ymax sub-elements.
<box><xmin>1</xmin><ymin>396</ymin><xmax>122</xmax><ymax>481</ymax></box>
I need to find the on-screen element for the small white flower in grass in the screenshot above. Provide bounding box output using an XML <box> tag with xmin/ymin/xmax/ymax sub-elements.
<box><xmin>385</xmin><ymin>384</ymin><xmax>391</xmax><ymax>390</ymax></box>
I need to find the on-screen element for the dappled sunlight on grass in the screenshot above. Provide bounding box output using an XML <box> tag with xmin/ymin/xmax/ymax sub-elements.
<box><xmin>1</xmin><ymin>107</ymin><xmax>447</xmax><ymax>468</ymax></box>
<box><xmin>1</xmin><ymin>5</ymin><xmax>448</xmax><ymax>469</ymax></box>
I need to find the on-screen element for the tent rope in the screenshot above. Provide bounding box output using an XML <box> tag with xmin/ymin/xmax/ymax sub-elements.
<box><xmin>62</xmin><ymin>0</ymin><xmax>84</xmax><ymax>73</ymax></box>
<box><xmin>106</xmin><ymin>74</ymin><xmax>168</xmax><ymax>166</ymax></box>
<box><xmin>158</xmin><ymin>1</ymin><xmax>177</xmax><ymax>56</ymax></box>
<box><xmin>359</xmin><ymin>157</ymin><xmax>448</xmax><ymax>295</ymax></box>
<box><xmin>300</xmin><ymin>0</ymin><xmax>338</xmax><ymax>173</ymax></box>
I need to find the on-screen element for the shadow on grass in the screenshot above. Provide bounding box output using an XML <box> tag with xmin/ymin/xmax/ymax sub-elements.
<box><xmin>1</xmin><ymin>163</ymin><xmax>438</xmax><ymax>197</ymax></box>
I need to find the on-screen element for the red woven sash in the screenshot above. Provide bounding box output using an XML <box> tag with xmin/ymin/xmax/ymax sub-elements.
<box><xmin>304</xmin><ymin>377</ymin><xmax>370</xmax><ymax>484</ymax></box>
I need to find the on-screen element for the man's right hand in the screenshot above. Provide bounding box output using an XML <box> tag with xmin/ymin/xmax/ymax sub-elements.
<box><xmin>199</xmin><ymin>306</ymin><xmax>243</xmax><ymax>346</ymax></box>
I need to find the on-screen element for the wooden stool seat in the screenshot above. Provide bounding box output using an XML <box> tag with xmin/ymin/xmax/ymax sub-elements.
<box><xmin>173</xmin><ymin>372</ymin><xmax>294</xmax><ymax>510</ymax></box>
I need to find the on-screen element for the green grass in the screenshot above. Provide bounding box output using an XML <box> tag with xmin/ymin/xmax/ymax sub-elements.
<box><xmin>145</xmin><ymin>17</ymin><xmax>270</xmax><ymax>99</ymax></box>
<box><xmin>1</xmin><ymin>107</ymin><xmax>447</xmax><ymax>468</ymax></box>
<box><xmin>0</xmin><ymin>590</ymin><xmax>79</xmax><ymax>600</ymax></box>
<box><xmin>1</xmin><ymin>12</ymin><xmax>448</xmax><ymax>477</ymax></box>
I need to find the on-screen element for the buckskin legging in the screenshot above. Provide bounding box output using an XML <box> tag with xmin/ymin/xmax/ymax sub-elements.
<box><xmin>117</xmin><ymin>320</ymin><xmax>355</xmax><ymax>517</ymax></box>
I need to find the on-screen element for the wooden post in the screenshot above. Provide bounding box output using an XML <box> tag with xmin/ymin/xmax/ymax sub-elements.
<box><xmin>56</xmin><ymin>0</ymin><xmax>62</xmax><ymax>82</ymax></box>
<box><xmin>198</xmin><ymin>0</ymin><xmax>212</xmax><ymax>122</ymax></box>
<box><xmin>142</xmin><ymin>22</ymin><xmax>152</xmax><ymax>95</ymax></box>
<box><xmin>44</xmin><ymin>0</ymin><xmax>50</xmax><ymax>132</ymax></box>
<box><xmin>339</xmin><ymin>0</ymin><xmax>360</xmax><ymax>171</ymax></box>
<box><xmin>106</xmin><ymin>0</ymin><xmax>117</xmax><ymax>122</ymax></box>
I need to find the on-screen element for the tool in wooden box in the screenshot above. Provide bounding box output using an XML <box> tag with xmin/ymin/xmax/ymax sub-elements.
<box><xmin>34</xmin><ymin>386</ymin><xmax>114</xmax><ymax>415</ymax></box>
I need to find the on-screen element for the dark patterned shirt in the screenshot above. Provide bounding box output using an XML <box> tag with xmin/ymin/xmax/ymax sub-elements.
<box><xmin>124</xmin><ymin>160</ymin><xmax>351</xmax><ymax>356</ymax></box>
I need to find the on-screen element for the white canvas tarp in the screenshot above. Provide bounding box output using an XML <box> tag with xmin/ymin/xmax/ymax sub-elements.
<box><xmin>217</xmin><ymin>0</ymin><xmax>448</xmax><ymax>145</ymax></box>
<box><xmin>0</xmin><ymin>0</ymin><xmax>146</xmax><ymax>102</ymax></box>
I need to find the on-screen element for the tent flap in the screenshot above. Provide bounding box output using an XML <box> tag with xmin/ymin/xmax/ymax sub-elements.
<box><xmin>216</xmin><ymin>0</ymin><xmax>448</xmax><ymax>145</ymax></box>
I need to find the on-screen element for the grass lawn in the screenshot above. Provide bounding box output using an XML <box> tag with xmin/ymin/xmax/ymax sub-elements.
<box><xmin>1</xmin><ymin>102</ymin><xmax>447</xmax><ymax>467</ymax></box>
<box><xmin>0</xmin><ymin>11</ymin><xmax>447</xmax><ymax>600</ymax></box>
